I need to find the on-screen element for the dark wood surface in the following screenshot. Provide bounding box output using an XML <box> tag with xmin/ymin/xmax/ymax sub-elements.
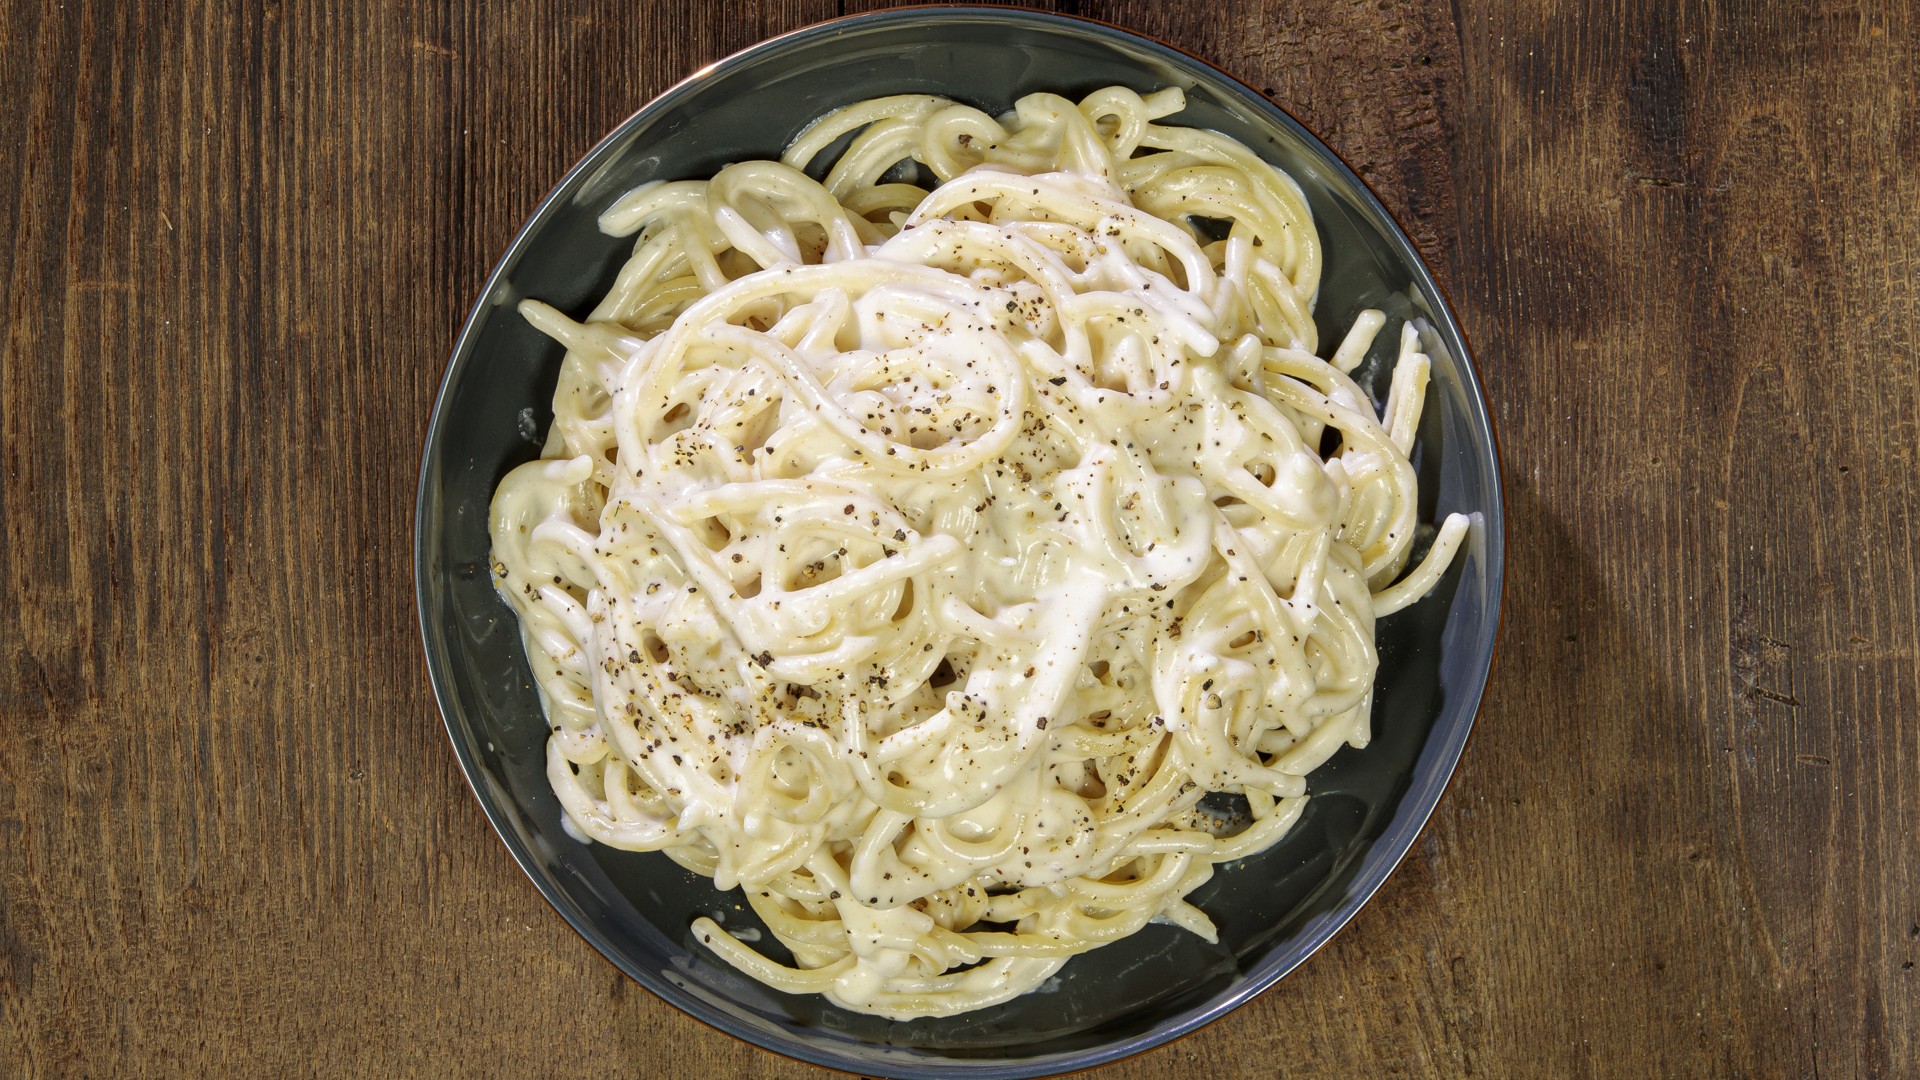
<box><xmin>3</xmin><ymin>1</ymin><xmax>1915</xmax><ymax>1076</ymax></box>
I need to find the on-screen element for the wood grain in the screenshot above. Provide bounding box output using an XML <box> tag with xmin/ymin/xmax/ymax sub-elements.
<box><xmin>2</xmin><ymin>1</ymin><xmax>1914</xmax><ymax>1076</ymax></box>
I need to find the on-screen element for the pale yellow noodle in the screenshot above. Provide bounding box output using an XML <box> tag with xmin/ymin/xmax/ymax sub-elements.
<box><xmin>489</xmin><ymin>86</ymin><xmax>1470</xmax><ymax>1019</ymax></box>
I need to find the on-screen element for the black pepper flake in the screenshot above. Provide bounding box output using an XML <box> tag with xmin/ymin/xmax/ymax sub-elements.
<box><xmin>1048</xmin><ymin>376</ymin><xmax>1067</xmax><ymax>386</ymax></box>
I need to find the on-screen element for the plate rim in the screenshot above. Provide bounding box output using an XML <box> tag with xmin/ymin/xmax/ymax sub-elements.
<box><xmin>414</xmin><ymin>7</ymin><xmax>1508</xmax><ymax>1077</ymax></box>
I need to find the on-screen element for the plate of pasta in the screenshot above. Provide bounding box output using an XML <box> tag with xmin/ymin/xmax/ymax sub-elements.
<box><xmin>417</xmin><ymin>8</ymin><xmax>1503</xmax><ymax>1078</ymax></box>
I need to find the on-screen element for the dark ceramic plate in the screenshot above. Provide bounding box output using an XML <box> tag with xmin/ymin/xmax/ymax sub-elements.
<box><xmin>415</xmin><ymin>7</ymin><xmax>1504</xmax><ymax>1077</ymax></box>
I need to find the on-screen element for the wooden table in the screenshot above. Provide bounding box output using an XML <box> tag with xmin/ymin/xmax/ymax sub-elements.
<box><xmin>4</xmin><ymin>1</ymin><xmax>1914</xmax><ymax>1075</ymax></box>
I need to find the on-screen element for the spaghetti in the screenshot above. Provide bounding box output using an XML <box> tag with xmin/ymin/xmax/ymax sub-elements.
<box><xmin>489</xmin><ymin>86</ymin><xmax>1468</xmax><ymax>1018</ymax></box>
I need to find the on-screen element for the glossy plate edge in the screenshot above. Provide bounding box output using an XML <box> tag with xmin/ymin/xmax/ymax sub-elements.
<box><xmin>414</xmin><ymin>7</ymin><xmax>1507</xmax><ymax>1078</ymax></box>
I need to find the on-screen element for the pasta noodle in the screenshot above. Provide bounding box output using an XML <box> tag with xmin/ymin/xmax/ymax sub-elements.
<box><xmin>488</xmin><ymin>86</ymin><xmax>1469</xmax><ymax>1018</ymax></box>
